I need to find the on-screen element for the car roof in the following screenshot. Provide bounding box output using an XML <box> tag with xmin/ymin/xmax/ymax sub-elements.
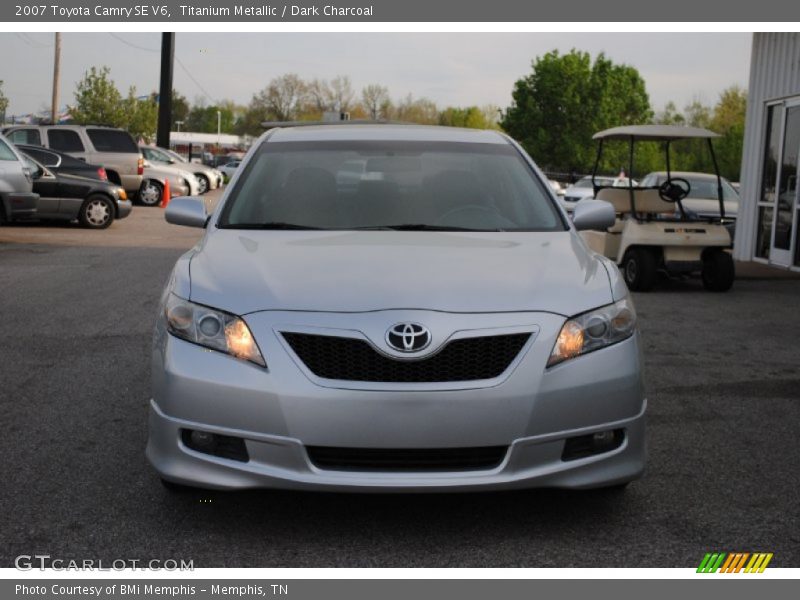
<box><xmin>593</xmin><ymin>125</ymin><xmax>720</xmax><ymax>141</ymax></box>
<box><xmin>647</xmin><ymin>171</ymin><xmax>729</xmax><ymax>181</ymax></box>
<box><xmin>265</xmin><ymin>124</ymin><xmax>509</xmax><ymax>144</ymax></box>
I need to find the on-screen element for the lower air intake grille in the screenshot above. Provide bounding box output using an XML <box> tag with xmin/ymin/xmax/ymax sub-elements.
<box><xmin>306</xmin><ymin>446</ymin><xmax>508</xmax><ymax>472</ymax></box>
<box><xmin>282</xmin><ymin>332</ymin><xmax>530</xmax><ymax>382</ymax></box>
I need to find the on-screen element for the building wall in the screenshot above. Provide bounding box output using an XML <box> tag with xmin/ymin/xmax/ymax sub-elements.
<box><xmin>735</xmin><ymin>33</ymin><xmax>800</xmax><ymax>261</ymax></box>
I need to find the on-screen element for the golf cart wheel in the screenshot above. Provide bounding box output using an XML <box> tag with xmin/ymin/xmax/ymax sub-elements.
<box><xmin>79</xmin><ymin>195</ymin><xmax>114</xmax><ymax>229</ymax></box>
<box><xmin>138</xmin><ymin>179</ymin><xmax>163</xmax><ymax>206</ymax></box>
<box><xmin>702</xmin><ymin>250</ymin><xmax>735</xmax><ymax>292</ymax></box>
<box><xmin>622</xmin><ymin>248</ymin><xmax>658</xmax><ymax>292</ymax></box>
<box><xmin>195</xmin><ymin>173</ymin><xmax>209</xmax><ymax>195</ymax></box>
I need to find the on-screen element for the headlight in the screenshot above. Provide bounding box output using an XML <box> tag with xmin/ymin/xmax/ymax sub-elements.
<box><xmin>547</xmin><ymin>297</ymin><xmax>636</xmax><ymax>367</ymax></box>
<box><xmin>164</xmin><ymin>293</ymin><xmax>266</xmax><ymax>367</ymax></box>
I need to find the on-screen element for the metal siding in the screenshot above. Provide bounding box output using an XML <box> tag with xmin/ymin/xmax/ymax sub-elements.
<box><xmin>736</xmin><ymin>33</ymin><xmax>800</xmax><ymax>261</ymax></box>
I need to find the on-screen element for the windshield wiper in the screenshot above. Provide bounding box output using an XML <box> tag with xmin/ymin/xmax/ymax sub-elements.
<box><xmin>354</xmin><ymin>224</ymin><xmax>500</xmax><ymax>232</ymax></box>
<box><xmin>219</xmin><ymin>222</ymin><xmax>324</xmax><ymax>230</ymax></box>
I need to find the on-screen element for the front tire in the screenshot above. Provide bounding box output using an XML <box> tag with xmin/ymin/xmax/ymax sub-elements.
<box><xmin>622</xmin><ymin>248</ymin><xmax>658</xmax><ymax>291</ymax></box>
<box><xmin>702</xmin><ymin>250</ymin><xmax>735</xmax><ymax>292</ymax></box>
<box><xmin>195</xmin><ymin>174</ymin><xmax>209</xmax><ymax>195</ymax></box>
<box><xmin>138</xmin><ymin>179</ymin><xmax>163</xmax><ymax>207</ymax></box>
<box><xmin>79</xmin><ymin>195</ymin><xmax>114</xmax><ymax>229</ymax></box>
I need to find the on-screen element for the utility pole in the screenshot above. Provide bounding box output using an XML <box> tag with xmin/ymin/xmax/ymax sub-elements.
<box><xmin>51</xmin><ymin>32</ymin><xmax>61</xmax><ymax>124</ymax></box>
<box><xmin>157</xmin><ymin>32</ymin><xmax>174</xmax><ymax>149</ymax></box>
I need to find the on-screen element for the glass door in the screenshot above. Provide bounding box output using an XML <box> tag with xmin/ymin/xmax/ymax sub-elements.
<box><xmin>770</xmin><ymin>101</ymin><xmax>800</xmax><ymax>266</ymax></box>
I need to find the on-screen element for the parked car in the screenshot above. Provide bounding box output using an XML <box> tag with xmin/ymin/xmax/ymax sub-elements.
<box><xmin>18</xmin><ymin>153</ymin><xmax>131</xmax><ymax>229</ymax></box>
<box><xmin>15</xmin><ymin>144</ymin><xmax>108</xmax><ymax>181</ymax></box>
<box><xmin>0</xmin><ymin>133</ymin><xmax>39</xmax><ymax>224</ymax></box>
<box><xmin>638</xmin><ymin>171</ymin><xmax>739</xmax><ymax>240</ymax></box>
<box><xmin>2</xmin><ymin>125</ymin><xmax>143</xmax><ymax>197</ymax></box>
<box><xmin>561</xmin><ymin>175</ymin><xmax>637</xmax><ymax>212</ymax></box>
<box><xmin>218</xmin><ymin>160</ymin><xmax>241</xmax><ymax>182</ymax></box>
<box><xmin>148</xmin><ymin>124</ymin><xmax>645</xmax><ymax>493</ymax></box>
<box><xmin>140</xmin><ymin>145</ymin><xmax>223</xmax><ymax>194</ymax></box>
<box><xmin>139</xmin><ymin>162</ymin><xmax>201</xmax><ymax>207</ymax></box>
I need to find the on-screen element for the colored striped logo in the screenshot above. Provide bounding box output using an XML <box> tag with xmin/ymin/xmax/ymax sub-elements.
<box><xmin>697</xmin><ymin>552</ymin><xmax>773</xmax><ymax>573</ymax></box>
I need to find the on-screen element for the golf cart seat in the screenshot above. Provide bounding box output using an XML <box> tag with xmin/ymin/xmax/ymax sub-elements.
<box><xmin>595</xmin><ymin>187</ymin><xmax>675</xmax><ymax>216</ymax></box>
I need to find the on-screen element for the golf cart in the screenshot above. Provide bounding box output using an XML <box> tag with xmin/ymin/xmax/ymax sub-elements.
<box><xmin>580</xmin><ymin>125</ymin><xmax>735</xmax><ymax>292</ymax></box>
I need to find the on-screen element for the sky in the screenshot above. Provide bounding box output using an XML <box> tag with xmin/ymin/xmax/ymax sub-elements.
<box><xmin>1</xmin><ymin>32</ymin><xmax>752</xmax><ymax>118</ymax></box>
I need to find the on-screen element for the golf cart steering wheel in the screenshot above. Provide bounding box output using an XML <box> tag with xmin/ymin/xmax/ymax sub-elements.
<box><xmin>658</xmin><ymin>178</ymin><xmax>691</xmax><ymax>203</ymax></box>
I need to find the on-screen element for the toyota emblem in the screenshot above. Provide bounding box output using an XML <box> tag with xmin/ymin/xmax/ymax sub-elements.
<box><xmin>385</xmin><ymin>322</ymin><xmax>432</xmax><ymax>353</ymax></box>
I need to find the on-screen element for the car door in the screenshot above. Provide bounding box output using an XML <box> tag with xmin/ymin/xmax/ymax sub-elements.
<box><xmin>22</xmin><ymin>155</ymin><xmax>60</xmax><ymax>216</ymax></box>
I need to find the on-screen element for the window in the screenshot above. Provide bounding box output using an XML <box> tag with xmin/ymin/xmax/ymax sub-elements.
<box><xmin>20</xmin><ymin>147</ymin><xmax>59</xmax><ymax>167</ymax></box>
<box><xmin>86</xmin><ymin>129</ymin><xmax>138</xmax><ymax>153</ymax></box>
<box><xmin>220</xmin><ymin>140</ymin><xmax>564</xmax><ymax>232</ymax></box>
<box><xmin>0</xmin><ymin>137</ymin><xmax>18</xmax><ymax>161</ymax></box>
<box><xmin>6</xmin><ymin>129</ymin><xmax>41</xmax><ymax>146</ymax></box>
<box><xmin>48</xmin><ymin>129</ymin><xmax>85</xmax><ymax>152</ymax></box>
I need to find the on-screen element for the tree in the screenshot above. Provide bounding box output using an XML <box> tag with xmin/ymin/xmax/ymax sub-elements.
<box><xmin>123</xmin><ymin>89</ymin><xmax>158</xmax><ymax>142</ymax></box>
<box><xmin>186</xmin><ymin>104</ymin><xmax>235</xmax><ymax>134</ymax></box>
<box><xmin>171</xmin><ymin>90</ymin><xmax>190</xmax><ymax>129</ymax></box>
<box><xmin>439</xmin><ymin>105</ymin><xmax>501</xmax><ymax>129</ymax></box>
<box><xmin>0</xmin><ymin>81</ymin><xmax>8</xmax><ymax>123</ymax></box>
<box><xmin>69</xmin><ymin>66</ymin><xmax>125</xmax><ymax>127</ymax></box>
<box><xmin>501</xmin><ymin>50</ymin><xmax>652</xmax><ymax>174</ymax></box>
<box><xmin>362</xmin><ymin>84</ymin><xmax>390</xmax><ymax>120</ymax></box>
<box><xmin>391</xmin><ymin>94</ymin><xmax>438</xmax><ymax>124</ymax></box>
<box><xmin>261</xmin><ymin>74</ymin><xmax>308</xmax><ymax>122</ymax></box>
<box><xmin>710</xmin><ymin>86</ymin><xmax>747</xmax><ymax>180</ymax></box>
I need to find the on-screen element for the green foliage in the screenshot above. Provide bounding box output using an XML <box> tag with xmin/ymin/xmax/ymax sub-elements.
<box><xmin>439</xmin><ymin>105</ymin><xmax>501</xmax><ymax>129</ymax></box>
<box><xmin>501</xmin><ymin>49</ymin><xmax>653</xmax><ymax>174</ymax></box>
<box><xmin>186</xmin><ymin>104</ymin><xmax>236</xmax><ymax>134</ymax></box>
<box><xmin>69</xmin><ymin>66</ymin><xmax>125</xmax><ymax>127</ymax></box>
<box><xmin>652</xmin><ymin>86</ymin><xmax>747</xmax><ymax>180</ymax></box>
<box><xmin>171</xmin><ymin>90</ymin><xmax>190</xmax><ymax>129</ymax></box>
<box><xmin>122</xmin><ymin>89</ymin><xmax>158</xmax><ymax>142</ymax></box>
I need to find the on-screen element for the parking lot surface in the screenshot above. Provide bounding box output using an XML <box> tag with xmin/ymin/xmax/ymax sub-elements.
<box><xmin>1</xmin><ymin>191</ymin><xmax>798</xmax><ymax>567</ymax></box>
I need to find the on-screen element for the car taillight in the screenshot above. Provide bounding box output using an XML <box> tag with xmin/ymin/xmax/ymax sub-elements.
<box><xmin>97</xmin><ymin>167</ymin><xmax>108</xmax><ymax>181</ymax></box>
<box><xmin>137</xmin><ymin>157</ymin><xmax>144</xmax><ymax>175</ymax></box>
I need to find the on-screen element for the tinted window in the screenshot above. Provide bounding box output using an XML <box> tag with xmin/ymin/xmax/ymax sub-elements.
<box><xmin>7</xmin><ymin>129</ymin><xmax>41</xmax><ymax>145</ymax></box>
<box><xmin>20</xmin><ymin>147</ymin><xmax>58</xmax><ymax>167</ymax></box>
<box><xmin>48</xmin><ymin>129</ymin><xmax>85</xmax><ymax>152</ymax></box>
<box><xmin>0</xmin><ymin>137</ymin><xmax>18</xmax><ymax>161</ymax></box>
<box><xmin>220</xmin><ymin>140</ymin><xmax>565</xmax><ymax>232</ymax></box>
<box><xmin>86</xmin><ymin>129</ymin><xmax>138</xmax><ymax>153</ymax></box>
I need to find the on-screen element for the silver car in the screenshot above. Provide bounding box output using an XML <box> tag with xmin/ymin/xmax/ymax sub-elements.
<box><xmin>140</xmin><ymin>145</ymin><xmax>223</xmax><ymax>194</ymax></box>
<box><xmin>147</xmin><ymin>125</ymin><xmax>646</xmax><ymax>492</ymax></box>
<box><xmin>0</xmin><ymin>133</ymin><xmax>38</xmax><ymax>223</ymax></box>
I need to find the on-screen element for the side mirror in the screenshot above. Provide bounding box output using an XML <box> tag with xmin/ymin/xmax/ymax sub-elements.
<box><xmin>573</xmin><ymin>199</ymin><xmax>616</xmax><ymax>231</ymax></box>
<box><xmin>165</xmin><ymin>196</ymin><xmax>208</xmax><ymax>228</ymax></box>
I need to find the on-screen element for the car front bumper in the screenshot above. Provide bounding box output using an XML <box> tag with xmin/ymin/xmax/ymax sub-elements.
<box><xmin>147</xmin><ymin>310</ymin><xmax>646</xmax><ymax>492</ymax></box>
<box><xmin>116</xmin><ymin>199</ymin><xmax>133</xmax><ymax>219</ymax></box>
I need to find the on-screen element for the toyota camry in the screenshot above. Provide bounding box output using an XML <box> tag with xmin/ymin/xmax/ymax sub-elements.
<box><xmin>147</xmin><ymin>124</ymin><xmax>646</xmax><ymax>492</ymax></box>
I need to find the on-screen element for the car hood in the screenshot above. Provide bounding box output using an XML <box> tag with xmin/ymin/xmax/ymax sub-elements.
<box><xmin>187</xmin><ymin>230</ymin><xmax>613</xmax><ymax>316</ymax></box>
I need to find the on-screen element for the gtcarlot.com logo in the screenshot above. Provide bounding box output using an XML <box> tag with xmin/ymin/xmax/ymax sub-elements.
<box><xmin>15</xmin><ymin>554</ymin><xmax>194</xmax><ymax>571</ymax></box>
<box><xmin>697</xmin><ymin>552</ymin><xmax>773</xmax><ymax>573</ymax></box>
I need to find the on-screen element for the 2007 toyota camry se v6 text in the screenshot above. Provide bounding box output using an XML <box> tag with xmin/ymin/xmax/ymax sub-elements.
<box><xmin>146</xmin><ymin>124</ymin><xmax>646</xmax><ymax>492</ymax></box>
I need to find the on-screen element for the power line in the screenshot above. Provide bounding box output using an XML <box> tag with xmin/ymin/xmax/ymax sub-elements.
<box><xmin>107</xmin><ymin>33</ymin><xmax>217</xmax><ymax>104</ymax></box>
<box><xmin>16</xmin><ymin>33</ymin><xmax>52</xmax><ymax>48</ymax></box>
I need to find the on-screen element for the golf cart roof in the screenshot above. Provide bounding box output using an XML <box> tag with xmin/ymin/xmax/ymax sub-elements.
<box><xmin>593</xmin><ymin>125</ymin><xmax>720</xmax><ymax>141</ymax></box>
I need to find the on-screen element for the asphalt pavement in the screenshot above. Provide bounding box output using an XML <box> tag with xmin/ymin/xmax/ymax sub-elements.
<box><xmin>1</xmin><ymin>191</ymin><xmax>798</xmax><ymax>568</ymax></box>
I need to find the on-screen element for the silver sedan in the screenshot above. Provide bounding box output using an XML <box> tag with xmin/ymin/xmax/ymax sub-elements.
<box><xmin>147</xmin><ymin>125</ymin><xmax>646</xmax><ymax>493</ymax></box>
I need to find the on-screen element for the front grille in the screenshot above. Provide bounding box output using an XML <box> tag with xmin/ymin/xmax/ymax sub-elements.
<box><xmin>307</xmin><ymin>446</ymin><xmax>508</xmax><ymax>472</ymax></box>
<box><xmin>282</xmin><ymin>332</ymin><xmax>531</xmax><ymax>383</ymax></box>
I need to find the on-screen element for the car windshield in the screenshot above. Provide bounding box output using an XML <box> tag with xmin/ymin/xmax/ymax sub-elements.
<box><xmin>218</xmin><ymin>140</ymin><xmax>565</xmax><ymax>232</ymax></box>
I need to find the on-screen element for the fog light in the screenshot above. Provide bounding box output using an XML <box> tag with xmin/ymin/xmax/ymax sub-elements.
<box><xmin>592</xmin><ymin>430</ymin><xmax>616</xmax><ymax>445</ymax></box>
<box><xmin>190</xmin><ymin>430</ymin><xmax>216</xmax><ymax>450</ymax></box>
<box><xmin>562</xmin><ymin>429</ymin><xmax>625</xmax><ymax>461</ymax></box>
<box><xmin>181</xmin><ymin>429</ymin><xmax>249</xmax><ymax>462</ymax></box>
